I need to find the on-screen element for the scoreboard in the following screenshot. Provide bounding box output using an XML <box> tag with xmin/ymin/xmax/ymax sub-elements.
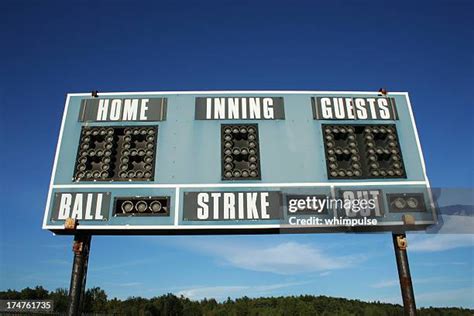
<box><xmin>43</xmin><ymin>91</ymin><xmax>436</xmax><ymax>235</ymax></box>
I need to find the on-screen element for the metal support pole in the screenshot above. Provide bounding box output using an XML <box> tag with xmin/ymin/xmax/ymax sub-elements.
<box><xmin>67</xmin><ymin>234</ymin><xmax>92</xmax><ymax>316</ymax></box>
<box><xmin>392</xmin><ymin>233</ymin><xmax>416</xmax><ymax>316</ymax></box>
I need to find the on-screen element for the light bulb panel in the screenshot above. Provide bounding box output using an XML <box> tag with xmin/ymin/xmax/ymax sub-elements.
<box><xmin>323</xmin><ymin>124</ymin><xmax>406</xmax><ymax>179</ymax></box>
<box><xmin>221</xmin><ymin>124</ymin><xmax>261</xmax><ymax>180</ymax></box>
<box><xmin>387</xmin><ymin>193</ymin><xmax>426</xmax><ymax>212</ymax></box>
<box><xmin>74</xmin><ymin>126</ymin><xmax>157</xmax><ymax>182</ymax></box>
<box><xmin>114</xmin><ymin>196</ymin><xmax>170</xmax><ymax>216</ymax></box>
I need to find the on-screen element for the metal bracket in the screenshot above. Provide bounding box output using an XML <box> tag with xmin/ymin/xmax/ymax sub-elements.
<box><xmin>65</xmin><ymin>218</ymin><xmax>78</xmax><ymax>230</ymax></box>
<box><xmin>396</xmin><ymin>235</ymin><xmax>408</xmax><ymax>250</ymax></box>
<box><xmin>402</xmin><ymin>214</ymin><xmax>415</xmax><ymax>225</ymax></box>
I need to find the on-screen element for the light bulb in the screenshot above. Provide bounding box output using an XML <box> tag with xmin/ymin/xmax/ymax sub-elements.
<box><xmin>121</xmin><ymin>201</ymin><xmax>134</xmax><ymax>213</ymax></box>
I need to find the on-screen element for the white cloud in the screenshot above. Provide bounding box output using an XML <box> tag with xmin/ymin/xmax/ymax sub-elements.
<box><xmin>178</xmin><ymin>286</ymin><xmax>247</xmax><ymax>300</ymax></box>
<box><xmin>409</xmin><ymin>215</ymin><xmax>474</xmax><ymax>252</ymax></box>
<box><xmin>416</xmin><ymin>261</ymin><xmax>468</xmax><ymax>267</ymax></box>
<box><xmin>177</xmin><ymin>239</ymin><xmax>364</xmax><ymax>275</ymax></box>
<box><xmin>416</xmin><ymin>287</ymin><xmax>474</xmax><ymax>307</ymax></box>
<box><xmin>116</xmin><ymin>282</ymin><xmax>143</xmax><ymax>287</ymax></box>
<box><xmin>409</xmin><ymin>234</ymin><xmax>474</xmax><ymax>252</ymax></box>
<box><xmin>371</xmin><ymin>277</ymin><xmax>454</xmax><ymax>289</ymax></box>
<box><xmin>381</xmin><ymin>288</ymin><xmax>474</xmax><ymax>308</ymax></box>
<box><xmin>429</xmin><ymin>215</ymin><xmax>474</xmax><ymax>234</ymax></box>
<box><xmin>176</xmin><ymin>281</ymin><xmax>309</xmax><ymax>300</ymax></box>
<box><xmin>371</xmin><ymin>279</ymin><xmax>399</xmax><ymax>289</ymax></box>
<box><xmin>89</xmin><ymin>259</ymin><xmax>152</xmax><ymax>272</ymax></box>
<box><xmin>101</xmin><ymin>281</ymin><xmax>143</xmax><ymax>288</ymax></box>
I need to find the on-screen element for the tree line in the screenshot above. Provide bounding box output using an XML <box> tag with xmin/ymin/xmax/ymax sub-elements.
<box><xmin>0</xmin><ymin>286</ymin><xmax>472</xmax><ymax>315</ymax></box>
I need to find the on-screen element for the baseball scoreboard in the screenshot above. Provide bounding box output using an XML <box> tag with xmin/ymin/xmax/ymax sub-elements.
<box><xmin>43</xmin><ymin>91</ymin><xmax>436</xmax><ymax>235</ymax></box>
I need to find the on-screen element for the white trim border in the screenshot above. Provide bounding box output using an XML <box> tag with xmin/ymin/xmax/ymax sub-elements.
<box><xmin>64</xmin><ymin>90</ymin><xmax>410</xmax><ymax>97</ymax></box>
<box><xmin>43</xmin><ymin>95</ymin><xmax>71</xmax><ymax>229</ymax></box>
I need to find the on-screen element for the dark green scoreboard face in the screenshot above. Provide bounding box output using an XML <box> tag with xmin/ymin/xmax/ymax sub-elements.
<box><xmin>43</xmin><ymin>91</ymin><xmax>436</xmax><ymax>235</ymax></box>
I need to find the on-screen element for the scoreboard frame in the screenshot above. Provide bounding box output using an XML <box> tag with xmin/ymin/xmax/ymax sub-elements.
<box><xmin>42</xmin><ymin>90</ymin><xmax>436</xmax><ymax>235</ymax></box>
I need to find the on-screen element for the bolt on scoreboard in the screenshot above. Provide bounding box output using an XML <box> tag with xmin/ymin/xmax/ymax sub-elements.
<box><xmin>43</xmin><ymin>91</ymin><xmax>437</xmax><ymax>235</ymax></box>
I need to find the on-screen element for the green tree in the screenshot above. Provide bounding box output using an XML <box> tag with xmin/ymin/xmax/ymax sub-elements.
<box><xmin>50</xmin><ymin>288</ymin><xmax>68</xmax><ymax>312</ymax></box>
<box><xmin>83</xmin><ymin>286</ymin><xmax>108</xmax><ymax>313</ymax></box>
<box><xmin>0</xmin><ymin>286</ymin><xmax>473</xmax><ymax>315</ymax></box>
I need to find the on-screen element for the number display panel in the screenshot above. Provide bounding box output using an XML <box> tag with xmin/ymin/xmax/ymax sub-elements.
<box><xmin>221</xmin><ymin>124</ymin><xmax>261</xmax><ymax>180</ymax></box>
<box><xmin>322</xmin><ymin>124</ymin><xmax>406</xmax><ymax>179</ymax></box>
<box><xmin>73</xmin><ymin>126</ymin><xmax>157</xmax><ymax>181</ymax></box>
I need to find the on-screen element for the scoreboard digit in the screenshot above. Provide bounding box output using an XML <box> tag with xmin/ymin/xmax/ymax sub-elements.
<box><xmin>322</xmin><ymin>124</ymin><xmax>405</xmax><ymax>179</ymax></box>
<box><xmin>221</xmin><ymin>124</ymin><xmax>261</xmax><ymax>180</ymax></box>
<box><xmin>74</xmin><ymin>126</ymin><xmax>157</xmax><ymax>181</ymax></box>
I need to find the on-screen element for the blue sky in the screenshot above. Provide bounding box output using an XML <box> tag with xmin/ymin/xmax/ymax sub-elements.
<box><xmin>1</xmin><ymin>0</ymin><xmax>473</xmax><ymax>308</ymax></box>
